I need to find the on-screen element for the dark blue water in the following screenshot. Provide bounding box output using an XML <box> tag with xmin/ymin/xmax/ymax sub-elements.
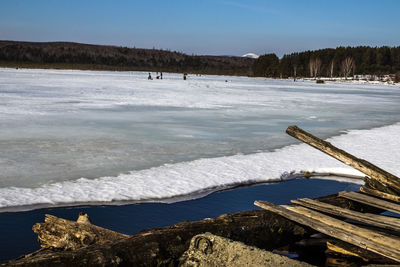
<box><xmin>0</xmin><ymin>178</ymin><xmax>359</xmax><ymax>263</ymax></box>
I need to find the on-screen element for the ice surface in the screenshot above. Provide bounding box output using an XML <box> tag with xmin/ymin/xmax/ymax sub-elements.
<box><xmin>1</xmin><ymin>68</ymin><xmax>400</xmax><ymax>211</ymax></box>
<box><xmin>1</xmin><ymin>123</ymin><xmax>400</xmax><ymax>211</ymax></box>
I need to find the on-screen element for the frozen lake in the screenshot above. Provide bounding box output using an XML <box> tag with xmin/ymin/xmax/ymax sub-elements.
<box><xmin>1</xmin><ymin>68</ymin><xmax>400</xmax><ymax>211</ymax></box>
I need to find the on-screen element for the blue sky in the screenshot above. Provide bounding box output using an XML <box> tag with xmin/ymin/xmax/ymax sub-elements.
<box><xmin>1</xmin><ymin>0</ymin><xmax>399</xmax><ymax>57</ymax></box>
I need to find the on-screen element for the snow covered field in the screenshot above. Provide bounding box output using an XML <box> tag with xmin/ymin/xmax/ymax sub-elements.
<box><xmin>1</xmin><ymin>68</ymin><xmax>400</xmax><ymax>212</ymax></box>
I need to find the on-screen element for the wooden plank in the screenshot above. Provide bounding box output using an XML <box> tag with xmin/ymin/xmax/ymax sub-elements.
<box><xmin>339</xmin><ymin>191</ymin><xmax>400</xmax><ymax>214</ymax></box>
<box><xmin>326</xmin><ymin>241</ymin><xmax>369</xmax><ymax>261</ymax></box>
<box><xmin>285</xmin><ymin>205</ymin><xmax>400</xmax><ymax>252</ymax></box>
<box><xmin>286</xmin><ymin>125</ymin><xmax>400</xmax><ymax>193</ymax></box>
<box><xmin>360</xmin><ymin>187</ymin><xmax>400</xmax><ymax>203</ymax></box>
<box><xmin>291</xmin><ymin>198</ymin><xmax>400</xmax><ymax>232</ymax></box>
<box><xmin>254</xmin><ymin>200</ymin><xmax>400</xmax><ymax>262</ymax></box>
<box><xmin>326</xmin><ymin>240</ymin><xmax>396</xmax><ymax>263</ymax></box>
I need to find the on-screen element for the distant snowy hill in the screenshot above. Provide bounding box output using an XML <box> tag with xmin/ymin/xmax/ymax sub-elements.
<box><xmin>241</xmin><ymin>53</ymin><xmax>259</xmax><ymax>59</ymax></box>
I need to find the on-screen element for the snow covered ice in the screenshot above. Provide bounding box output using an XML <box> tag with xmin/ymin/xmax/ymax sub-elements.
<box><xmin>1</xmin><ymin>68</ymin><xmax>400</xmax><ymax>211</ymax></box>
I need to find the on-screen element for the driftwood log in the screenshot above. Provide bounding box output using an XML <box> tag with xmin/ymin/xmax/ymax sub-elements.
<box><xmin>4</xmin><ymin>192</ymin><xmax>390</xmax><ymax>267</ymax></box>
<box><xmin>32</xmin><ymin>213</ymin><xmax>128</xmax><ymax>250</ymax></box>
<box><xmin>363</xmin><ymin>177</ymin><xmax>400</xmax><ymax>195</ymax></box>
<box><xmin>2</xmin><ymin>194</ymin><xmax>378</xmax><ymax>266</ymax></box>
<box><xmin>2</xmin><ymin>209</ymin><xmax>308</xmax><ymax>266</ymax></box>
<box><xmin>286</xmin><ymin>125</ymin><xmax>400</xmax><ymax>194</ymax></box>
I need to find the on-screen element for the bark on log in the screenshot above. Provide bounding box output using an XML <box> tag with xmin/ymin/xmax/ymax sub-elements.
<box><xmin>33</xmin><ymin>213</ymin><xmax>128</xmax><ymax>250</ymax></box>
<box><xmin>363</xmin><ymin>177</ymin><xmax>399</xmax><ymax>195</ymax></box>
<box><xmin>254</xmin><ymin>200</ymin><xmax>400</xmax><ymax>262</ymax></box>
<box><xmin>2</xmin><ymin>209</ymin><xmax>308</xmax><ymax>267</ymax></box>
<box><xmin>286</xmin><ymin>125</ymin><xmax>400</xmax><ymax>194</ymax></box>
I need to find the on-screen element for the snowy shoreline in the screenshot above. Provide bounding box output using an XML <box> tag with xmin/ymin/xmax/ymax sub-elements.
<box><xmin>1</xmin><ymin>122</ymin><xmax>399</xmax><ymax>213</ymax></box>
<box><xmin>299</xmin><ymin>76</ymin><xmax>400</xmax><ymax>86</ymax></box>
<box><xmin>2</xmin><ymin>67</ymin><xmax>399</xmax><ymax>86</ymax></box>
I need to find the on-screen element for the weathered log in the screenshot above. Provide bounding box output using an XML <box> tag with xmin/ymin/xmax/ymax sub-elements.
<box><xmin>364</xmin><ymin>177</ymin><xmax>399</xmax><ymax>195</ymax></box>
<box><xmin>254</xmin><ymin>200</ymin><xmax>400</xmax><ymax>262</ymax></box>
<box><xmin>2</xmin><ymin>209</ymin><xmax>308</xmax><ymax>266</ymax></box>
<box><xmin>360</xmin><ymin>187</ymin><xmax>400</xmax><ymax>203</ymax></box>
<box><xmin>2</xmin><ymin>194</ymin><xmax>381</xmax><ymax>266</ymax></box>
<box><xmin>32</xmin><ymin>213</ymin><xmax>128</xmax><ymax>250</ymax></box>
<box><xmin>291</xmin><ymin>198</ymin><xmax>400</xmax><ymax>232</ymax></box>
<box><xmin>286</xmin><ymin>125</ymin><xmax>400</xmax><ymax>194</ymax></box>
<box><xmin>339</xmin><ymin>191</ymin><xmax>400</xmax><ymax>214</ymax></box>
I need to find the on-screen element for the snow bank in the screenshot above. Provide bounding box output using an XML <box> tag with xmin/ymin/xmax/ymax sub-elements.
<box><xmin>1</xmin><ymin>123</ymin><xmax>399</xmax><ymax>212</ymax></box>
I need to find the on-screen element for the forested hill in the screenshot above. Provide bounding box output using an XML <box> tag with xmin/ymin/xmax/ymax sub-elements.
<box><xmin>1</xmin><ymin>41</ymin><xmax>399</xmax><ymax>79</ymax></box>
<box><xmin>0</xmin><ymin>41</ymin><xmax>254</xmax><ymax>75</ymax></box>
<box><xmin>253</xmin><ymin>46</ymin><xmax>400</xmax><ymax>78</ymax></box>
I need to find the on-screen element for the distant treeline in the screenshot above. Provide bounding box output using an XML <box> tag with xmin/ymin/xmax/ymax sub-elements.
<box><xmin>0</xmin><ymin>41</ymin><xmax>254</xmax><ymax>76</ymax></box>
<box><xmin>253</xmin><ymin>46</ymin><xmax>400</xmax><ymax>79</ymax></box>
<box><xmin>2</xmin><ymin>41</ymin><xmax>400</xmax><ymax>80</ymax></box>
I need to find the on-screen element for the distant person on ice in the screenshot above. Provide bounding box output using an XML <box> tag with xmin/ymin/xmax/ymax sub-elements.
<box><xmin>183</xmin><ymin>73</ymin><xmax>187</xmax><ymax>80</ymax></box>
<box><xmin>148</xmin><ymin>72</ymin><xmax>152</xmax><ymax>80</ymax></box>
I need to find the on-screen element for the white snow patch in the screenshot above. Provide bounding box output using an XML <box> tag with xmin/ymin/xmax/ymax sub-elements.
<box><xmin>242</xmin><ymin>53</ymin><xmax>259</xmax><ymax>59</ymax></box>
<box><xmin>1</xmin><ymin>123</ymin><xmax>400</xmax><ymax>212</ymax></box>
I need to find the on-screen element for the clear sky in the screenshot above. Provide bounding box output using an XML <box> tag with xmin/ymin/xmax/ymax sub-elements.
<box><xmin>1</xmin><ymin>0</ymin><xmax>399</xmax><ymax>57</ymax></box>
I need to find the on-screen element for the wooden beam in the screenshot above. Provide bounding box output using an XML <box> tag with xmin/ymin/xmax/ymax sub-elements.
<box><xmin>339</xmin><ymin>191</ymin><xmax>400</xmax><ymax>214</ymax></box>
<box><xmin>286</xmin><ymin>125</ymin><xmax>400</xmax><ymax>194</ymax></box>
<box><xmin>326</xmin><ymin>240</ymin><xmax>397</xmax><ymax>264</ymax></box>
<box><xmin>326</xmin><ymin>241</ymin><xmax>368</xmax><ymax>261</ymax></box>
<box><xmin>254</xmin><ymin>200</ymin><xmax>400</xmax><ymax>262</ymax></box>
<box><xmin>291</xmin><ymin>198</ymin><xmax>400</xmax><ymax>232</ymax></box>
<box><xmin>364</xmin><ymin>177</ymin><xmax>399</xmax><ymax>195</ymax></box>
<box><xmin>360</xmin><ymin>187</ymin><xmax>400</xmax><ymax>203</ymax></box>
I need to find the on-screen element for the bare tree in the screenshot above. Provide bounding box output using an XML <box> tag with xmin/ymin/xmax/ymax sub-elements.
<box><xmin>293</xmin><ymin>64</ymin><xmax>297</xmax><ymax>81</ymax></box>
<box><xmin>314</xmin><ymin>58</ymin><xmax>322</xmax><ymax>78</ymax></box>
<box><xmin>309</xmin><ymin>57</ymin><xmax>322</xmax><ymax>79</ymax></box>
<box><xmin>328</xmin><ymin>60</ymin><xmax>334</xmax><ymax>78</ymax></box>
<box><xmin>309</xmin><ymin>59</ymin><xmax>315</xmax><ymax>78</ymax></box>
<box><xmin>341</xmin><ymin>57</ymin><xmax>355</xmax><ymax>79</ymax></box>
